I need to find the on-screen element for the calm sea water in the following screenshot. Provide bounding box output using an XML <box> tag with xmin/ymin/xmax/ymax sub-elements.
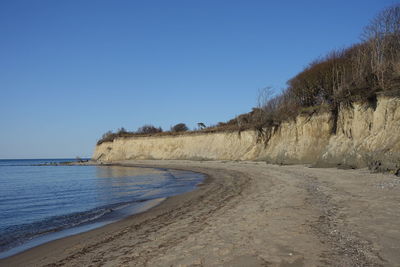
<box><xmin>0</xmin><ymin>159</ymin><xmax>204</xmax><ymax>258</ymax></box>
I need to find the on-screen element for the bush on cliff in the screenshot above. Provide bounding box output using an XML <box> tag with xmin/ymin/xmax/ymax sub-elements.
<box><xmin>97</xmin><ymin>4</ymin><xmax>400</xmax><ymax>145</ymax></box>
<box><xmin>253</xmin><ymin>4</ymin><xmax>400</xmax><ymax>132</ymax></box>
<box><xmin>136</xmin><ymin>125</ymin><xmax>163</xmax><ymax>134</ymax></box>
<box><xmin>171</xmin><ymin>123</ymin><xmax>189</xmax><ymax>132</ymax></box>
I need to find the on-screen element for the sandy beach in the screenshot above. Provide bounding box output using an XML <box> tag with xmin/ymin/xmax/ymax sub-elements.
<box><xmin>1</xmin><ymin>160</ymin><xmax>399</xmax><ymax>266</ymax></box>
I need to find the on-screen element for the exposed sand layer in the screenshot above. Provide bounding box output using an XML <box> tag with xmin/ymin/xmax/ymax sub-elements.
<box><xmin>94</xmin><ymin>96</ymin><xmax>400</xmax><ymax>173</ymax></box>
<box><xmin>1</xmin><ymin>160</ymin><xmax>400</xmax><ymax>266</ymax></box>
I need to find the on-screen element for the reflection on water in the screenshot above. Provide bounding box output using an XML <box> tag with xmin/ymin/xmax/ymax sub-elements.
<box><xmin>95</xmin><ymin>166</ymin><xmax>165</xmax><ymax>178</ymax></box>
<box><xmin>94</xmin><ymin>166</ymin><xmax>170</xmax><ymax>201</ymax></box>
<box><xmin>0</xmin><ymin>162</ymin><xmax>204</xmax><ymax>257</ymax></box>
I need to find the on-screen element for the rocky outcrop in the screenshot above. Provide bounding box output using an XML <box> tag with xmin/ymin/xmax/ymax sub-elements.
<box><xmin>93</xmin><ymin>96</ymin><xmax>400</xmax><ymax>173</ymax></box>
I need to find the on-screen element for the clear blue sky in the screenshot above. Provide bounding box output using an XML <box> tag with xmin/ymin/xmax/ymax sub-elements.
<box><xmin>0</xmin><ymin>0</ymin><xmax>396</xmax><ymax>159</ymax></box>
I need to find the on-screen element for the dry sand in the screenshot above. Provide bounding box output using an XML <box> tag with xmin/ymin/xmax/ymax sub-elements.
<box><xmin>1</xmin><ymin>160</ymin><xmax>399</xmax><ymax>266</ymax></box>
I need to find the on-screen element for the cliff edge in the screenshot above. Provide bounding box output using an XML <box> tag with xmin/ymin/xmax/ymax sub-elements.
<box><xmin>94</xmin><ymin>96</ymin><xmax>400</xmax><ymax>174</ymax></box>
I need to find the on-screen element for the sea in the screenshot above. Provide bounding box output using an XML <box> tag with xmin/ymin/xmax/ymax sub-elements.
<box><xmin>0</xmin><ymin>159</ymin><xmax>204</xmax><ymax>258</ymax></box>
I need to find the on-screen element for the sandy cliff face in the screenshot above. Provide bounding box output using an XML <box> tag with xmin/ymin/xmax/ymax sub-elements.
<box><xmin>322</xmin><ymin>96</ymin><xmax>400</xmax><ymax>171</ymax></box>
<box><xmin>94</xmin><ymin>131</ymin><xmax>261</xmax><ymax>161</ymax></box>
<box><xmin>93</xmin><ymin>96</ymin><xmax>400</xmax><ymax>172</ymax></box>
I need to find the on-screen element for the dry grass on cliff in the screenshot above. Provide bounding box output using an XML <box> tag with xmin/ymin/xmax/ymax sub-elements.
<box><xmin>97</xmin><ymin>123</ymin><xmax>250</xmax><ymax>145</ymax></box>
<box><xmin>97</xmin><ymin>4</ymin><xmax>400</xmax><ymax>145</ymax></box>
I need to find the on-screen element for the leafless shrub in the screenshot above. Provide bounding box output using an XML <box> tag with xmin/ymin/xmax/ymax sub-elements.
<box><xmin>117</xmin><ymin>127</ymin><xmax>127</xmax><ymax>134</ymax></box>
<box><xmin>137</xmin><ymin>125</ymin><xmax>163</xmax><ymax>134</ymax></box>
<box><xmin>97</xmin><ymin>130</ymin><xmax>117</xmax><ymax>145</ymax></box>
<box><xmin>171</xmin><ymin>123</ymin><xmax>189</xmax><ymax>132</ymax></box>
<box><xmin>362</xmin><ymin>4</ymin><xmax>400</xmax><ymax>90</ymax></box>
<box><xmin>97</xmin><ymin>5</ymin><xmax>400</xmax><ymax>145</ymax></box>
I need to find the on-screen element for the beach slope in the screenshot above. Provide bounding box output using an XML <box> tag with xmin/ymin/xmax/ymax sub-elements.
<box><xmin>1</xmin><ymin>160</ymin><xmax>399</xmax><ymax>266</ymax></box>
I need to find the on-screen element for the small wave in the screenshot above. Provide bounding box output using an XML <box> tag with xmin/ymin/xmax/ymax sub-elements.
<box><xmin>0</xmin><ymin>198</ymin><xmax>153</xmax><ymax>253</ymax></box>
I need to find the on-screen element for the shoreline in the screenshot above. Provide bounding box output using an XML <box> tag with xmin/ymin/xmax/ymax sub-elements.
<box><xmin>0</xmin><ymin>163</ymin><xmax>204</xmax><ymax>260</ymax></box>
<box><xmin>0</xmin><ymin>197</ymin><xmax>167</xmax><ymax>259</ymax></box>
<box><xmin>0</xmin><ymin>161</ymin><xmax>230</xmax><ymax>267</ymax></box>
<box><xmin>1</xmin><ymin>160</ymin><xmax>399</xmax><ymax>266</ymax></box>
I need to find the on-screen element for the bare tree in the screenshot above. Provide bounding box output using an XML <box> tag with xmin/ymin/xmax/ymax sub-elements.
<box><xmin>362</xmin><ymin>4</ymin><xmax>400</xmax><ymax>89</ymax></box>
<box><xmin>256</xmin><ymin>86</ymin><xmax>283</xmax><ymax>125</ymax></box>
<box><xmin>257</xmin><ymin>86</ymin><xmax>276</xmax><ymax>110</ymax></box>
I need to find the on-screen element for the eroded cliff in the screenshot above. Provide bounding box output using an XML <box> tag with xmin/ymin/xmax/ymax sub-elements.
<box><xmin>94</xmin><ymin>96</ymin><xmax>400</xmax><ymax>173</ymax></box>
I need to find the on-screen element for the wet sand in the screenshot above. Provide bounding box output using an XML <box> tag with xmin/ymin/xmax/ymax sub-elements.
<box><xmin>1</xmin><ymin>160</ymin><xmax>399</xmax><ymax>266</ymax></box>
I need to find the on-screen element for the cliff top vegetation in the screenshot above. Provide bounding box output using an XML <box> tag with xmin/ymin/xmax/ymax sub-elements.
<box><xmin>98</xmin><ymin>4</ymin><xmax>400</xmax><ymax>145</ymax></box>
